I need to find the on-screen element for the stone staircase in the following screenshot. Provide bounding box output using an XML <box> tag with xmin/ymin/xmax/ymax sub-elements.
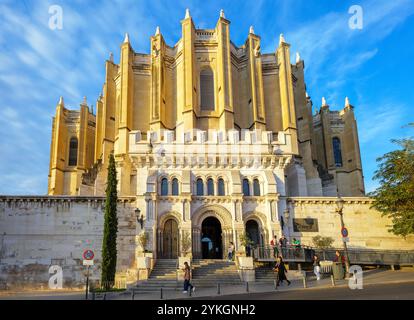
<box><xmin>134</xmin><ymin>259</ymin><xmax>179</xmax><ymax>292</ymax></box>
<box><xmin>191</xmin><ymin>259</ymin><xmax>242</xmax><ymax>287</ymax></box>
<box><xmin>133</xmin><ymin>259</ymin><xmax>243</xmax><ymax>292</ymax></box>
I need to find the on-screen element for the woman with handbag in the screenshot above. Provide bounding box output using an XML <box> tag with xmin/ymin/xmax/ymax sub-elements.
<box><xmin>274</xmin><ymin>256</ymin><xmax>291</xmax><ymax>286</ymax></box>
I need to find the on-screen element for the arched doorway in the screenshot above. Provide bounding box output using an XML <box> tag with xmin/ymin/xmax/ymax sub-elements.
<box><xmin>162</xmin><ymin>219</ymin><xmax>179</xmax><ymax>259</ymax></box>
<box><xmin>201</xmin><ymin>217</ymin><xmax>222</xmax><ymax>259</ymax></box>
<box><xmin>246</xmin><ymin>220</ymin><xmax>261</xmax><ymax>246</ymax></box>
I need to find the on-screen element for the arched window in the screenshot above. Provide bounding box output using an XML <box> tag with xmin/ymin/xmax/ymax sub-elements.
<box><xmin>68</xmin><ymin>137</ymin><xmax>78</xmax><ymax>166</ymax></box>
<box><xmin>207</xmin><ymin>178</ymin><xmax>214</xmax><ymax>196</ymax></box>
<box><xmin>172</xmin><ymin>178</ymin><xmax>179</xmax><ymax>196</ymax></box>
<box><xmin>161</xmin><ymin>178</ymin><xmax>168</xmax><ymax>196</ymax></box>
<box><xmin>196</xmin><ymin>178</ymin><xmax>204</xmax><ymax>196</ymax></box>
<box><xmin>253</xmin><ymin>179</ymin><xmax>260</xmax><ymax>196</ymax></box>
<box><xmin>200</xmin><ymin>68</ymin><xmax>215</xmax><ymax>111</ymax></box>
<box><xmin>218</xmin><ymin>178</ymin><xmax>225</xmax><ymax>196</ymax></box>
<box><xmin>243</xmin><ymin>179</ymin><xmax>250</xmax><ymax>196</ymax></box>
<box><xmin>333</xmin><ymin>137</ymin><xmax>343</xmax><ymax>167</ymax></box>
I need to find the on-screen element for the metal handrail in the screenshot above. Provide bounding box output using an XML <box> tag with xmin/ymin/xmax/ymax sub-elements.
<box><xmin>252</xmin><ymin>245</ymin><xmax>414</xmax><ymax>265</ymax></box>
<box><xmin>252</xmin><ymin>244</ymin><xmax>310</xmax><ymax>262</ymax></box>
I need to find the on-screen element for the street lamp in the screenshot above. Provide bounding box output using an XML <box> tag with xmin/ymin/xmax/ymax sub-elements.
<box><xmin>335</xmin><ymin>196</ymin><xmax>350</xmax><ymax>277</ymax></box>
<box><xmin>135</xmin><ymin>208</ymin><xmax>144</xmax><ymax>229</ymax></box>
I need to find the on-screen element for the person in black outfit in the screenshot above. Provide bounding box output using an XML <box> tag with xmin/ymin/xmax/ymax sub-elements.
<box><xmin>274</xmin><ymin>256</ymin><xmax>291</xmax><ymax>286</ymax></box>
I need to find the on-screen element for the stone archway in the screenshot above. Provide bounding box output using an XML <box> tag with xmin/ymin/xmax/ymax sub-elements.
<box><xmin>243</xmin><ymin>211</ymin><xmax>268</xmax><ymax>247</ymax></box>
<box><xmin>201</xmin><ymin>216</ymin><xmax>223</xmax><ymax>259</ymax></box>
<box><xmin>192</xmin><ymin>205</ymin><xmax>233</xmax><ymax>259</ymax></box>
<box><xmin>246</xmin><ymin>220</ymin><xmax>260</xmax><ymax>246</ymax></box>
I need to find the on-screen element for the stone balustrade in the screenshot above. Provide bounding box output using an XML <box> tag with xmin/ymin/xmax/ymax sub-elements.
<box><xmin>128</xmin><ymin>129</ymin><xmax>293</xmax><ymax>165</ymax></box>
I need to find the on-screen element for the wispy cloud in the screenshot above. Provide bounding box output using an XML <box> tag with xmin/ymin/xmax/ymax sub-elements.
<box><xmin>278</xmin><ymin>0</ymin><xmax>414</xmax><ymax>107</ymax></box>
<box><xmin>0</xmin><ymin>0</ymin><xmax>413</xmax><ymax>195</ymax></box>
<box><xmin>358</xmin><ymin>103</ymin><xmax>406</xmax><ymax>144</ymax></box>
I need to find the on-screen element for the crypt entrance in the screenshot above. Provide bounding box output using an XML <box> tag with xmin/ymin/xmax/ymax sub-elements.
<box><xmin>201</xmin><ymin>217</ymin><xmax>223</xmax><ymax>259</ymax></box>
<box><xmin>191</xmin><ymin>205</ymin><xmax>234</xmax><ymax>259</ymax></box>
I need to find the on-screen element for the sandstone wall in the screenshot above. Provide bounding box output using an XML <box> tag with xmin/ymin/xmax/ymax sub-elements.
<box><xmin>287</xmin><ymin>197</ymin><xmax>414</xmax><ymax>250</ymax></box>
<box><xmin>0</xmin><ymin>196</ymin><xmax>136</xmax><ymax>290</ymax></box>
<box><xmin>1</xmin><ymin>195</ymin><xmax>413</xmax><ymax>290</ymax></box>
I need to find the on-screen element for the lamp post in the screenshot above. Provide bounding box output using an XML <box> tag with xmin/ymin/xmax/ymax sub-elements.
<box><xmin>335</xmin><ymin>196</ymin><xmax>350</xmax><ymax>277</ymax></box>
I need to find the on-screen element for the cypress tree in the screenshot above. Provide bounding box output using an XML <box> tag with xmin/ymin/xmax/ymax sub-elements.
<box><xmin>101</xmin><ymin>153</ymin><xmax>118</xmax><ymax>289</ymax></box>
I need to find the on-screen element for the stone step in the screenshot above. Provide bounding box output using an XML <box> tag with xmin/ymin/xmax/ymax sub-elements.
<box><xmin>137</xmin><ymin>259</ymin><xmax>242</xmax><ymax>289</ymax></box>
<box><xmin>193</xmin><ymin>270</ymin><xmax>238</xmax><ymax>273</ymax></box>
<box><xmin>193</xmin><ymin>276</ymin><xmax>241</xmax><ymax>280</ymax></box>
<box><xmin>137</xmin><ymin>282</ymin><xmax>178</xmax><ymax>287</ymax></box>
<box><xmin>193</xmin><ymin>265</ymin><xmax>237</xmax><ymax>268</ymax></box>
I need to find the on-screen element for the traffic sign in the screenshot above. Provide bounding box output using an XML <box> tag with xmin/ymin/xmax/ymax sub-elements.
<box><xmin>83</xmin><ymin>259</ymin><xmax>94</xmax><ymax>266</ymax></box>
<box><xmin>341</xmin><ymin>227</ymin><xmax>349</xmax><ymax>238</ymax></box>
<box><xmin>83</xmin><ymin>249</ymin><xmax>94</xmax><ymax>260</ymax></box>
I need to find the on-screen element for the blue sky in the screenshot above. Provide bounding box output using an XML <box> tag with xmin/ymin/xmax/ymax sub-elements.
<box><xmin>0</xmin><ymin>0</ymin><xmax>413</xmax><ymax>195</ymax></box>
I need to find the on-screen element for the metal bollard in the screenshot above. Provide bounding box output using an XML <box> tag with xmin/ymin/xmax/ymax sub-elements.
<box><xmin>103</xmin><ymin>293</ymin><xmax>106</xmax><ymax>300</ymax></box>
<box><xmin>217</xmin><ymin>283</ymin><xmax>221</xmax><ymax>295</ymax></box>
<box><xmin>302</xmin><ymin>276</ymin><xmax>307</xmax><ymax>288</ymax></box>
<box><xmin>131</xmin><ymin>290</ymin><xmax>135</xmax><ymax>300</ymax></box>
<box><xmin>274</xmin><ymin>280</ymin><xmax>277</xmax><ymax>290</ymax></box>
<box><xmin>160</xmin><ymin>288</ymin><xmax>163</xmax><ymax>299</ymax></box>
<box><xmin>331</xmin><ymin>275</ymin><xmax>336</xmax><ymax>287</ymax></box>
<box><xmin>246</xmin><ymin>281</ymin><xmax>249</xmax><ymax>293</ymax></box>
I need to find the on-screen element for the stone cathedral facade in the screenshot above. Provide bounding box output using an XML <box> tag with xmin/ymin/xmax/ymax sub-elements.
<box><xmin>47</xmin><ymin>10</ymin><xmax>366</xmax><ymax>260</ymax></box>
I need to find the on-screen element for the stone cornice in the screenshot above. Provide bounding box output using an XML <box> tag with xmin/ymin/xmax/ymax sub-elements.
<box><xmin>191</xmin><ymin>196</ymin><xmax>233</xmax><ymax>204</ymax></box>
<box><xmin>287</xmin><ymin>196</ymin><xmax>373</xmax><ymax>205</ymax></box>
<box><xmin>0</xmin><ymin>195</ymin><xmax>136</xmax><ymax>204</ymax></box>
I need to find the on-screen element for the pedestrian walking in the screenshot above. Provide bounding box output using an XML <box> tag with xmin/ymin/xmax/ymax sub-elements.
<box><xmin>228</xmin><ymin>242</ymin><xmax>235</xmax><ymax>261</ymax></box>
<box><xmin>274</xmin><ymin>256</ymin><xmax>291</xmax><ymax>286</ymax></box>
<box><xmin>182</xmin><ymin>262</ymin><xmax>195</xmax><ymax>294</ymax></box>
<box><xmin>313</xmin><ymin>254</ymin><xmax>321</xmax><ymax>281</ymax></box>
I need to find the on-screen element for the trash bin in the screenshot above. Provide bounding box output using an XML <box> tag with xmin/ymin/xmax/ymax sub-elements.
<box><xmin>332</xmin><ymin>262</ymin><xmax>345</xmax><ymax>280</ymax></box>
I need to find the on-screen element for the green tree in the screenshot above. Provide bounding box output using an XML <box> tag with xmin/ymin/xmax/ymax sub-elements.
<box><xmin>312</xmin><ymin>235</ymin><xmax>334</xmax><ymax>260</ymax></box>
<box><xmin>101</xmin><ymin>153</ymin><xmax>118</xmax><ymax>289</ymax></box>
<box><xmin>181</xmin><ymin>231</ymin><xmax>192</xmax><ymax>257</ymax></box>
<box><xmin>369</xmin><ymin>124</ymin><xmax>414</xmax><ymax>237</ymax></box>
<box><xmin>239</xmin><ymin>232</ymin><xmax>254</xmax><ymax>256</ymax></box>
<box><xmin>137</xmin><ymin>231</ymin><xmax>148</xmax><ymax>253</ymax></box>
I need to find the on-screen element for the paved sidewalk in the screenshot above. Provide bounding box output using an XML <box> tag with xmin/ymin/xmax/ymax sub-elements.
<box><xmin>1</xmin><ymin>268</ymin><xmax>413</xmax><ymax>300</ymax></box>
<box><xmin>118</xmin><ymin>268</ymin><xmax>414</xmax><ymax>300</ymax></box>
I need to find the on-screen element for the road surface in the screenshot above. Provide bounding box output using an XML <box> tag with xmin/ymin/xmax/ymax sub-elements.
<box><xmin>190</xmin><ymin>282</ymin><xmax>414</xmax><ymax>300</ymax></box>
